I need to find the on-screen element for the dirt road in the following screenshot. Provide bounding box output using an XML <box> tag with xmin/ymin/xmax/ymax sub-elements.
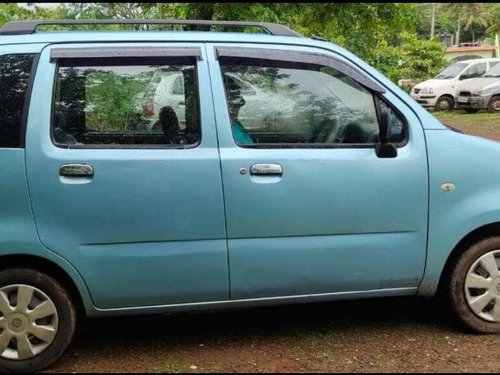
<box><xmin>46</xmin><ymin>297</ymin><xmax>498</xmax><ymax>373</ymax></box>
<box><xmin>46</xmin><ymin>111</ymin><xmax>500</xmax><ymax>373</ymax></box>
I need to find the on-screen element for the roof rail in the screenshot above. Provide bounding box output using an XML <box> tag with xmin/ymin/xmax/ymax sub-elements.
<box><xmin>0</xmin><ymin>19</ymin><xmax>302</xmax><ymax>37</ymax></box>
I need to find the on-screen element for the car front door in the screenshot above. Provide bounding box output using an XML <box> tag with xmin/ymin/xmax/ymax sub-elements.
<box><xmin>25</xmin><ymin>43</ymin><xmax>228</xmax><ymax>309</ymax></box>
<box><xmin>207</xmin><ymin>44</ymin><xmax>429</xmax><ymax>300</ymax></box>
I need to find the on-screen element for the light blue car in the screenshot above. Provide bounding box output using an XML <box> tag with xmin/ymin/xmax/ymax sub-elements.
<box><xmin>0</xmin><ymin>19</ymin><xmax>499</xmax><ymax>372</ymax></box>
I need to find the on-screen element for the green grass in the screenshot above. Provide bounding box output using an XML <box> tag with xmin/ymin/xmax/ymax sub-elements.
<box><xmin>432</xmin><ymin>110</ymin><xmax>500</xmax><ymax>127</ymax></box>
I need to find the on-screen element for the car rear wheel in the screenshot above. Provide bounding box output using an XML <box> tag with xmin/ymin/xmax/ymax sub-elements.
<box><xmin>447</xmin><ymin>237</ymin><xmax>500</xmax><ymax>334</ymax></box>
<box><xmin>0</xmin><ymin>269</ymin><xmax>76</xmax><ymax>372</ymax></box>
<box><xmin>487</xmin><ymin>96</ymin><xmax>500</xmax><ymax>112</ymax></box>
<box><xmin>434</xmin><ymin>96</ymin><xmax>454</xmax><ymax>111</ymax></box>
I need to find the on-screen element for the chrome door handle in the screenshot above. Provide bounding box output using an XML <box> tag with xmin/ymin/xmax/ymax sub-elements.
<box><xmin>59</xmin><ymin>164</ymin><xmax>94</xmax><ymax>177</ymax></box>
<box><xmin>250</xmin><ymin>163</ymin><xmax>283</xmax><ymax>176</ymax></box>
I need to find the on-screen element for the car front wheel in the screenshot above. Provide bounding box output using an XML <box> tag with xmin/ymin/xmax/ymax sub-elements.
<box><xmin>447</xmin><ymin>237</ymin><xmax>500</xmax><ymax>334</ymax></box>
<box><xmin>434</xmin><ymin>96</ymin><xmax>454</xmax><ymax>111</ymax></box>
<box><xmin>487</xmin><ymin>96</ymin><xmax>500</xmax><ymax>112</ymax></box>
<box><xmin>0</xmin><ymin>269</ymin><xmax>76</xmax><ymax>373</ymax></box>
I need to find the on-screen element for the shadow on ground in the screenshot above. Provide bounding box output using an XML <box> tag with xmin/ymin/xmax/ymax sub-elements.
<box><xmin>75</xmin><ymin>296</ymin><xmax>460</xmax><ymax>343</ymax></box>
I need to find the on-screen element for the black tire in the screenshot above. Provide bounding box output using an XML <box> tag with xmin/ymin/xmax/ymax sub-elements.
<box><xmin>434</xmin><ymin>96</ymin><xmax>454</xmax><ymax>111</ymax></box>
<box><xmin>487</xmin><ymin>95</ymin><xmax>500</xmax><ymax>113</ymax></box>
<box><xmin>447</xmin><ymin>237</ymin><xmax>500</xmax><ymax>334</ymax></box>
<box><xmin>0</xmin><ymin>269</ymin><xmax>76</xmax><ymax>373</ymax></box>
<box><xmin>464</xmin><ymin>108</ymin><xmax>479</xmax><ymax>114</ymax></box>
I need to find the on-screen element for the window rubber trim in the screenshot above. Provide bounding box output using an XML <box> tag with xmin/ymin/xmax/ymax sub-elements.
<box><xmin>215</xmin><ymin>46</ymin><xmax>385</xmax><ymax>94</ymax></box>
<box><xmin>50</xmin><ymin>47</ymin><xmax>202</xmax><ymax>61</ymax></box>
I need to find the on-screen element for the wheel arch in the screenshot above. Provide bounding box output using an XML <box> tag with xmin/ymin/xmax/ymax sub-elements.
<box><xmin>0</xmin><ymin>253</ymin><xmax>93</xmax><ymax>318</ymax></box>
<box><xmin>436</xmin><ymin>221</ymin><xmax>500</xmax><ymax>297</ymax></box>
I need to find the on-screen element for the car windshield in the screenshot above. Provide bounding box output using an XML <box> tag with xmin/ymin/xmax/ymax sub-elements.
<box><xmin>483</xmin><ymin>62</ymin><xmax>500</xmax><ymax>77</ymax></box>
<box><xmin>435</xmin><ymin>63</ymin><xmax>468</xmax><ymax>79</ymax></box>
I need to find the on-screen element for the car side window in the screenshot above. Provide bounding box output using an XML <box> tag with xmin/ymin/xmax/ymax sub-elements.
<box><xmin>52</xmin><ymin>57</ymin><xmax>200</xmax><ymax>147</ymax></box>
<box><xmin>490</xmin><ymin>61</ymin><xmax>500</xmax><ymax>70</ymax></box>
<box><xmin>171</xmin><ymin>75</ymin><xmax>185</xmax><ymax>96</ymax></box>
<box><xmin>220</xmin><ymin>58</ymin><xmax>405</xmax><ymax>147</ymax></box>
<box><xmin>0</xmin><ymin>54</ymin><xmax>35</xmax><ymax>148</ymax></box>
<box><xmin>464</xmin><ymin>62</ymin><xmax>486</xmax><ymax>78</ymax></box>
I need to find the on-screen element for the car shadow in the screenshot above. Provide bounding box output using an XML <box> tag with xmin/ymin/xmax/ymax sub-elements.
<box><xmin>74</xmin><ymin>296</ymin><xmax>466</xmax><ymax>345</ymax></box>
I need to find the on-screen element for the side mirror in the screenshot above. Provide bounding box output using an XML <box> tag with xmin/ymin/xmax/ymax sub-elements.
<box><xmin>376</xmin><ymin>108</ymin><xmax>398</xmax><ymax>158</ymax></box>
<box><xmin>459</xmin><ymin>74</ymin><xmax>468</xmax><ymax>80</ymax></box>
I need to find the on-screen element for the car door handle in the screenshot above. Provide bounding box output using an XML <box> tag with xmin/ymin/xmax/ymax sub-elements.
<box><xmin>250</xmin><ymin>163</ymin><xmax>283</xmax><ymax>176</ymax></box>
<box><xmin>59</xmin><ymin>164</ymin><xmax>94</xmax><ymax>178</ymax></box>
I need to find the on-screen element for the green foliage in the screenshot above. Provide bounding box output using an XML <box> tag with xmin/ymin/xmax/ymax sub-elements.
<box><xmin>373</xmin><ymin>32</ymin><xmax>447</xmax><ymax>85</ymax></box>
<box><xmin>85</xmin><ymin>69</ymin><xmax>150</xmax><ymax>131</ymax></box>
<box><xmin>0</xmin><ymin>2</ymin><xmax>468</xmax><ymax>86</ymax></box>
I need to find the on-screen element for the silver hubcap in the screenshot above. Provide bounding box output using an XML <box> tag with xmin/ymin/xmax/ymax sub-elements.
<box><xmin>464</xmin><ymin>250</ymin><xmax>500</xmax><ymax>323</ymax></box>
<box><xmin>0</xmin><ymin>284</ymin><xmax>58</xmax><ymax>360</ymax></box>
<box><xmin>493</xmin><ymin>100</ymin><xmax>500</xmax><ymax>111</ymax></box>
<box><xmin>438</xmin><ymin>99</ymin><xmax>451</xmax><ymax>110</ymax></box>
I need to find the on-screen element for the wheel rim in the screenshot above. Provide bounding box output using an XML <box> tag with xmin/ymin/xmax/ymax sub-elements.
<box><xmin>492</xmin><ymin>100</ymin><xmax>500</xmax><ymax>112</ymax></box>
<box><xmin>464</xmin><ymin>250</ymin><xmax>500</xmax><ymax>323</ymax></box>
<box><xmin>0</xmin><ymin>284</ymin><xmax>58</xmax><ymax>360</ymax></box>
<box><xmin>437</xmin><ymin>99</ymin><xmax>452</xmax><ymax>111</ymax></box>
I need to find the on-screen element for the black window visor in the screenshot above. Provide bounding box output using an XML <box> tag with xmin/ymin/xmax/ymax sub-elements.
<box><xmin>215</xmin><ymin>47</ymin><xmax>385</xmax><ymax>94</ymax></box>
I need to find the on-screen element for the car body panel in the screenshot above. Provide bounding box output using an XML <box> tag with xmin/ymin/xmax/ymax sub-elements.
<box><xmin>25</xmin><ymin>42</ymin><xmax>230</xmax><ymax>309</ymax></box>
<box><xmin>419</xmin><ymin>129</ymin><xmax>500</xmax><ymax>294</ymax></box>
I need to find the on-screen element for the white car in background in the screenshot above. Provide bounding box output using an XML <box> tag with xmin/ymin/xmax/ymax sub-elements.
<box><xmin>411</xmin><ymin>58</ymin><xmax>500</xmax><ymax>111</ymax></box>
<box><xmin>140</xmin><ymin>70</ymin><xmax>298</xmax><ymax>132</ymax></box>
<box><xmin>455</xmin><ymin>61</ymin><xmax>500</xmax><ymax>113</ymax></box>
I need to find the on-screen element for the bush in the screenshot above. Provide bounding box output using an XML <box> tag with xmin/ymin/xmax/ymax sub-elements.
<box><xmin>371</xmin><ymin>32</ymin><xmax>448</xmax><ymax>88</ymax></box>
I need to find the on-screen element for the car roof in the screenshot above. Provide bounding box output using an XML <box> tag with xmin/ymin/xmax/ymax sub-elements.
<box><xmin>458</xmin><ymin>58</ymin><xmax>500</xmax><ymax>64</ymax></box>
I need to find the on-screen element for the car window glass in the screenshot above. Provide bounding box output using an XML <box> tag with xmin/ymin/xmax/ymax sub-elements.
<box><xmin>484</xmin><ymin>61</ymin><xmax>500</xmax><ymax>77</ymax></box>
<box><xmin>53</xmin><ymin>58</ymin><xmax>200</xmax><ymax>147</ymax></box>
<box><xmin>0</xmin><ymin>54</ymin><xmax>35</xmax><ymax>148</ymax></box>
<box><xmin>435</xmin><ymin>62</ymin><xmax>467</xmax><ymax>79</ymax></box>
<box><xmin>171</xmin><ymin>75</ymin><xmax>184</xmax><ymax>95</ymax></box>
<box><xmin>463</xmin><ymin>62</ymin><xmax>486</xmax><ymax>78</ymax></box>
<box><xmin>220</xmin><ymin>58</ymin><xmax>404</xmax><ymax>147</ymax></box>
<box><xmin>489</xmin><ymin>61</ymin><xmax>500</xmax><ymax>70</ymax></box>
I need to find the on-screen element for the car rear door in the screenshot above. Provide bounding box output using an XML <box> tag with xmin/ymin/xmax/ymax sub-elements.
<box><xmin>25</xmin><ymin>43</ymin><xmax>229</xmax><ymax>309</ymax></box>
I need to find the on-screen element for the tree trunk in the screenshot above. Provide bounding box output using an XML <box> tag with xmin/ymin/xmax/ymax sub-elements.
<box><xmin>456</xmin><ymin>12</ymin><xmax>461</xmax><ymax>46</ymax></box>
<box><xmin>430</xmin><ymin>3</ymin><xmax>436</xmax><ymax>39</ymax></box>
<box><xmin>187</xmin><ymin>3</ymin><xmax>214</xmax><ymax>20</ymax></box>
<box><xmin>186</xmin><ymin>3</ymin><xmax>215</xmax><ymax>31</ymax></box>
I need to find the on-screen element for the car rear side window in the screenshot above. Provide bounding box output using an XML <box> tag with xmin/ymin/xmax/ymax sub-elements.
<box><xmin>52</xmin><ymin>57</ymin><xmax>200</xmax><ymax>148</ymax></box>
<box><xmin>0</xmin><ymin>54</ymin><xmax>36</xmax><ymax>148</ymax></box>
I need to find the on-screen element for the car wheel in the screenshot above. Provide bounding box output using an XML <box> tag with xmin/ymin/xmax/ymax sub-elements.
<box><xmin>434</xmin><ymin>96</ymin><xmax>454</xmax><ymax>111</ymax></box>
<box><xmin>447</xmin><ymin>237</ymin><xmax>500</xmax><ymax>334</ymax></box>
<box><xmin>464</xmin><ymin>108</ymin><xmax>479</xmax><ymax>114</ymax></box>
<box><xmin>487</xmin><ymin>96</ymin><xmax>500</xmax><ymax>113</ymax></box>
<box><xmin>0</xmin><ymin>269</ymin><xmax>76</xmax><ymax>372</ymax></box>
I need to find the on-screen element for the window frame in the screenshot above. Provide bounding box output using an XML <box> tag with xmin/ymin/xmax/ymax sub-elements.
<box><xmin>49</xmin><ymin>51</ymin><xmax>203</xmax><ymax>150</ymax></box>
<box><xmin>218</xmin><ymin>52</ymin><xmax>409</xmax><ymax>149</ymax></box>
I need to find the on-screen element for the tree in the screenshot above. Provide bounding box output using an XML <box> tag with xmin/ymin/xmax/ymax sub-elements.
<box><xmin>373</xmin><ymin>32</ymin><xmax>447</xmax><ymax>86</ymax></box>
<box><xmin>463</xmin><ymin>3</ymin><xmax>489</xmax><ymax>43</ymax></box>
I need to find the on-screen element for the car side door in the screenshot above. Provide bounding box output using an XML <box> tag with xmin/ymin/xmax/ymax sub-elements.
<box><xmin>207</xmin><ymin>43</ymin><xmax>429</xmax><ymax>300</ymax></box>
<box><xmin>26</xmin><ymin>43</ymin><xmax>229</xmax><ymax>309</ymax></box>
